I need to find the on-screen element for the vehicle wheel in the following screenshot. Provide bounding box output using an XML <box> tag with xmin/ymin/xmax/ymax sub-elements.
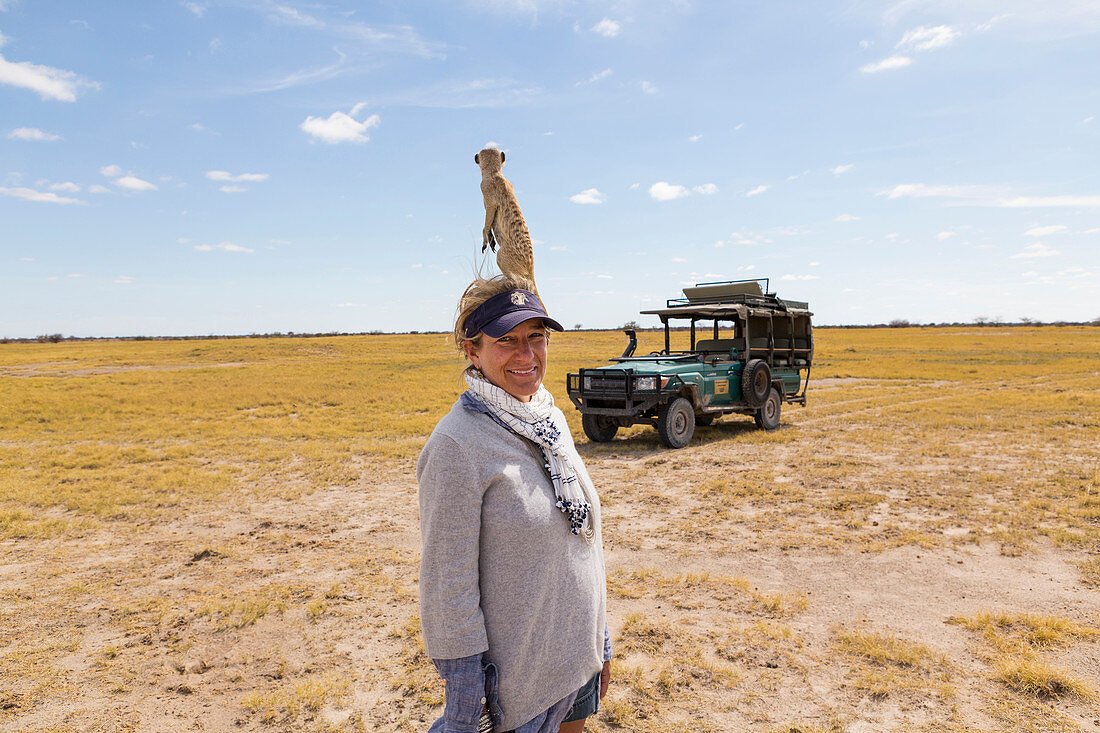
<box><xmin>582</xmin><ymin>413</ymin><xmax>619</xmax><ymax>442</ymax></box>
<box><xmin>695</xmin><ymin>413</ymin><xmax>715</xmax><ymax>426</ymax></box>
<box><xmin>741</xmin><ymin>359</ymin><xmax>771</xmax><ymax>407</ymax></box>
<box><xmin>657</xmin><ymin>397</ymin><xmax>695</xmax><ymax>448</ymax></box>
<box><xmin>753</xmin><ymin>388</ymin><xmax>782</xmax><ymax>431</ymax></box>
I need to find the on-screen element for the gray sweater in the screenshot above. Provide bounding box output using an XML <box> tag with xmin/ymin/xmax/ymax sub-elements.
<box><xmin>417</xmin><ymin>399</ymin><xmax>607</xmax><ymax>731</ymax></box>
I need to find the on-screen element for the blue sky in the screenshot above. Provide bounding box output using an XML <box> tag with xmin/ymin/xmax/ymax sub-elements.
<box><xmin>2</xmin><ymin>0</ymin><xmax>1098</xmax><ymax>338</ymax></box>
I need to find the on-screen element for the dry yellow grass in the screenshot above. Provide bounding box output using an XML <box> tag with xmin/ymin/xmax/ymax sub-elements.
<box><xmin>2</xmin><ymin>326</ymin><xmax>1099</xmax><ymax>731</ymax></box>
<box><xmin>993</xmin><ymin>658</ymin><xmax>1094</xmax><ymax>699</ymax></box>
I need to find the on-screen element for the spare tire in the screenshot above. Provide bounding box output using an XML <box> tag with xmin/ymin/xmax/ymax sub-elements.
<box><xmin>741</xmin><ymin>359</ymin><xmax>771</xmax><ymax>407</ymax></box>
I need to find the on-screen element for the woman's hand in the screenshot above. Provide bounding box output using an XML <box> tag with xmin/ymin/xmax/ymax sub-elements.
<box><xmin>599</xmin><ymin>660</ymin><xmax>611</xmax><ymax>699</ymax></box>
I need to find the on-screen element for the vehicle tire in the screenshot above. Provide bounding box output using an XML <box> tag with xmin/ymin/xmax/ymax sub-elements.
<box><xmin>753</xmin><ymin>387</ymin><xmax>782</xmax><ymax>431</ymax></box>
<box><xmin>657</xmin><ymin>397</ymin><xmax>695</xmax><ymax>449</ymax></box>
<box><xmin>741</xmin><ymin>359</ymin><xmax>771</xmax><ymax>407</ymax></box>
<box><xmin>695</xmin><ymin>413</ymin><xmax>715</xmax><ymax>426</ymax></box>
<box><xmin>582</xmin><ymin>413</ymin><xmax>619</xmax><ymax>442</ymax></box>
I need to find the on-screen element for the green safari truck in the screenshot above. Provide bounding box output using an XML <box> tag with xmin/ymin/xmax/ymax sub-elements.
<box><xmin>565</xmin><ymin>279</ymin><xmax>812</xmax><ymax>448</ymax></box>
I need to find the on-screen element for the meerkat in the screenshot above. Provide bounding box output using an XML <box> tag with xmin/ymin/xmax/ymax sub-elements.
<box><xmin>475</xmin><ymin>146</ymin><xmax>538</xmax><ymax>297</ymax></box>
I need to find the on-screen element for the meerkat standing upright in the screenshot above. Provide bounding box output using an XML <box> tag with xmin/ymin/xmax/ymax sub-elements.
<box><xmin>475</xmin><ymin>146</ymin><xmax>539</xmax><ymax>298</ymax></box>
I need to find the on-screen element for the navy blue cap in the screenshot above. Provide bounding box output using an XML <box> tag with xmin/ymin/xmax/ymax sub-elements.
<box><xmin>464</xmin><ymin>289</ymin><xmax>564</xmax><ymax>338</ymax></box>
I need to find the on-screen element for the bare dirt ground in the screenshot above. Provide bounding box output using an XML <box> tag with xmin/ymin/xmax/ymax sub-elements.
<box><xmin>3</xmin><ymin>342</ymin><xmax>1099</xmax><ymax>732</ymax></box>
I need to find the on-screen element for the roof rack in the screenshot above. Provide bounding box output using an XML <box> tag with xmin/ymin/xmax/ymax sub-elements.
<box><xmin>665</xmin><ymin>279</ymin><xmax>803</xmax><ymax>309</ymax></box>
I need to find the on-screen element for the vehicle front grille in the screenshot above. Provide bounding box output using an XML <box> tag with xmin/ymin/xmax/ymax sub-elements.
<box><xmin>583</xmin><ymin>373</ymin><xmax>629</xmax><ymax>393</ymax></box>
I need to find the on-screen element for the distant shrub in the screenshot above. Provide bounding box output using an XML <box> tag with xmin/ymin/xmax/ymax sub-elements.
<box><xmin>888</xmin><ymin>319</ymin><xmax>911</xmax><ymax>328</ymax></box>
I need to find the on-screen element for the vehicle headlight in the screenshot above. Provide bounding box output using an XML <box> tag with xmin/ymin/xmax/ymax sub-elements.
<box><xmin>583</xmin><ymin>376</ymin><xmax>593</xmax><ymax>391</ymax></box>
<box><xmin>635</xmin><ymin>376</ymin><xmax>657</xmax><ymax>391</ymax></box>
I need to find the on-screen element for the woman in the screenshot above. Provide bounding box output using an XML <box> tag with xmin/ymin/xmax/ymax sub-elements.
<box><xmin>417</xmin><ymin>275</ymin><xmax>611</xmax><ymax>733</ymax></box>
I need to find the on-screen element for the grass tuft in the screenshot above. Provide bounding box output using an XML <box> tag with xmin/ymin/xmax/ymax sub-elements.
<box><xmin>947</xmin><ymin>610</ymin><xmax>1099</xmax><ymax>648</ymax></box>
<box><xmin>993</xmin><ymin>657</ymin><xmax>1094</xmax><ymax>699</ymax></box>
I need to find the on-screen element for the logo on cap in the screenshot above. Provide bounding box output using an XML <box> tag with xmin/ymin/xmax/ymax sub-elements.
<box><xmin>510</xmin><ymin>291</ymin><xmax>529</xmax><ymax>306</ymax></box>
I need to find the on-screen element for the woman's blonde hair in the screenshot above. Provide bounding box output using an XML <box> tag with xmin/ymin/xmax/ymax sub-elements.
<box><xmin>453</xmin><ymin>273</ymin><xmax>538</xmax><ymax>352</ymax></box>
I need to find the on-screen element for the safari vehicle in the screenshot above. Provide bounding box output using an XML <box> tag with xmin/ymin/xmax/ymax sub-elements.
<box><xmin>566</xmin><ymin>279</ymin><xmax>813</xmax><ymax>448</ymax></box>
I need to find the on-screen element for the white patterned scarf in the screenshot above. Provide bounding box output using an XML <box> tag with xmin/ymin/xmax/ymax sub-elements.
<box><xmin>463</xmin><ymin>370</ymin><xmax>599</xmax><ymax>544</ymax></box>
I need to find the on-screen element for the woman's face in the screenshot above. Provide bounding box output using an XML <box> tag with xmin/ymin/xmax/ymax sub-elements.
<box><xmin>464</xmin><ymin>318</ymin><xmax>548</xmax><ymax>402</ymax></box>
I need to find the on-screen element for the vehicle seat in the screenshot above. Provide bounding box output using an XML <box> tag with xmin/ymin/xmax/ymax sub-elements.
<box><xmin>694</xmin><ymin>338</ymin><xmax>740</xmax><ymax>356</ymax></box>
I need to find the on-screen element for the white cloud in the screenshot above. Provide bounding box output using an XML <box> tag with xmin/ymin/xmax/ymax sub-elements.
<box><xmin>781</xmin><ymin>274</ymin><xmax>821</xmax><ymax>281</ymax></box>
<box><xmin>999</xmin><ymin>195</ymin><xmax>1100</xmax><ymax>208</ymax></box>
<box><xmin>975</xmin><ymin>14</ymin><xmax>1011</xmax><ymax>33</ymax></box>
<box><xmin>195</xmin><ymin>242</ymin><xmax>254</xmax><ymax>253</ymax></box>
<box><xmin>835</xmin><ymin>213</ymin><xmax>860</xmax><ymax>222</ymax></box>
<box><xmin>628</xmin><ymin>183</ymin><xmax>639</xmax><ymax>190</ymax></box>
<box><xmin>881</xmin><ymin>183</ymin><xmax>1100</xmax><ymax>208</ymax></box>
<box><xmin>746</xmin><ymin>185</ymin><xmax>769</xmax><ymax>197</ymax></box>
<box><xmin>88</xmin><ymin>184</ymin><xmax>111</xmax><ymax>194</ymax></box>
<box><xmin>206</xmin><ymin>170</ymin><xmax>269</xmax><ymax>183</ymax></box>
<box><xmin>831</xmin><ymin>164</ymin><xmax>854</xmax><ymax>175</ymax></box>
<box><xmin>688</xmin><ymin>134</ymin><xmax>702</xmax><ymax>143</ymax></box>
<box><xmin>649</xmin><ymin>181</ymin><xmax>689</xmax><ymax>201</ymax></box>
<box><xmin>591</xmin><ymin>18</ymin><xmax>621</xmax><ymax>37</ymax></box>
<box><xmin>1010</xmin><ymin>242</ymin><xmax>1058</xmax><ymax>259</ymax></box>
<box><xmin>640</xmin><ymin>80</ymin><xmax>657</xmax><ymax>94</ymax></box>
<box><xmin>49</xmin><ymin>181</ymin><xmax>80</xmax><ymax>192</ymax></box>
<box><xmin>570</xmin><ymin>188</ymin><xmax>606</xmax><ymax>205</ymax></box>
<box><xmin>550</xmin><ymin>245</ymin><xmax>567</xmax><ymax>251</ymax></box>
<box><xmin>0</xmin><ymin>52</ymin><xmax>98</xmax><ymax>101</ymax></box>
<box><xmin>596</xmin><ymin>274</ymin><xmax>613</xmax><ymax>279</ymax></box>
<box><xmin>878</xmin><ymin>182</ymin><xmax>999</xmax><ymax>201</ymax></box>
<box><xmin>183</xmin><ymin>2</ymin><xmax>206</xmax><ymax>17</ymax></box>
<box><xmin>809</xmin><ymin>261</ymin><xmax>820</xmax><ymax>266</ymax></box>
<box><xmin>860</xmin><ymin>55</ymin><xmax>912</xmax><ymax>73</ymax></box>
<box><xmin>0</xmin><ymin>186</ymin><xmax>85</xmax><ymax>204</ymax></box>
<box><xmin>20</xmin><ymin>256</ymin><xmax>34</xmax><ymax>262</ymax></box>
<box><xmin>100</xmin><ymin>164</ymin><xmax>122</xmax><ymax>177</ymax></box>
<box><xmin>898</xmin><ymin>25</ymin><xmax>959</xmax><ymax>51</ymax></box>
<box><xmin>671</xmin><ymin>257</ymin><xmax>687</xmax><ymax>263</ymax></box>
<box><xmin>693</xmin><ymin>183</ymin><xmax>718</xmax><ymax>195</ymax></box>
<box><xmin>113</xmin><ymin>275</ymin><xmax>135</xmax><ymax>284</ymax></box>
<box><xmin>114</xmin><ymin>175</ymin><xmax>157</xmax><ymax>191</ymax></box>
<box><xmin>1025</xmin><ymin>225</ymin><xmax>1067</xmax><ymax>237</ymax></box>
<box><xmin>177</xmin><ymin>237</ymin><xmax>192</xmax><ymax>244</ymax></box>
<box><xmin>300</xmin><ymin>106</ymin><xmax>380</xmax><ymax>144</ymax></box>
<box><xmin>8</xmin><ymin>127</ymin><xmax>62</xmax><ymax>141</ymax></box>
<box><xmin>577</xmin><ymin>68</ymin><xmax>612</xmax><ymax>86</ymax></box>
<box><xmin>219</xmin><ymin>185</ymin><xmax>247</xmax><ymax>193</ymax></box>
<box><xmin>936</xmin><ymin>231</ymin><xmax>956</xmax><ymax>240</ymax></box>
